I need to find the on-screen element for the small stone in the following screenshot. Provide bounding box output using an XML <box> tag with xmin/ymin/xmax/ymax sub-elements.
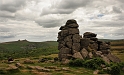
<box><xmin>122</xmin><ymin>67</ymin><xmax>124</xmax><ymax>71</ymax></box>
<box><xmin>61</xmin><ymin>67</ymin><xmax>70</xmax><ymax>71</ymax></box>
<box><xmin>45</xmin><ymin>66</ymin><xmax>57</xmax><ymax>69</ymax></box>
<box><xmin>93</xmin><ymin>70</ymin><xmax>99</xmax><ymax>74</ymax></box>
<box><xmin>101</xmin><ymin>55</ymin><xmax>110</xmax><ymax>64</ymax></box>
<box><xmin>27</xmin><ymin>65</ymin><xmax>35</xmax><ymax>69</ymax></box>
<box><xmin>88</xmin><ymin>52</ymin><xmax>93</xmax><ymax>59</ymax></box>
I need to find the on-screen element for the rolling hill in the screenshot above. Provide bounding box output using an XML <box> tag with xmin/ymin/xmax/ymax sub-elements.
<box><xmin>0</xmin><ymin>40</ymin><xmax>58</xmax><ymax>60</ymax></box>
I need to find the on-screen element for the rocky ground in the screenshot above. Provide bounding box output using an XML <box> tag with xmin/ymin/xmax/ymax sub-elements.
<box><xmin>0</xmin><ymin>54</ymin><xmax>108</xmax><ymax>75</ymax></box>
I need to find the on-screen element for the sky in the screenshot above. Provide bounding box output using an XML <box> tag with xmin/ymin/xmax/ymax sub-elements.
<box><xmin>0</xmin><ymin>0</ymin><xmax>124</xmax><ymax>42</ymax></box>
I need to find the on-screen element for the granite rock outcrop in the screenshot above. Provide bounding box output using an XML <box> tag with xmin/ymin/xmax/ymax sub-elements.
<box><xmin>57</xmin><ymin>19</ymin><xmax>121</xmax><ymax>63</ymax></box>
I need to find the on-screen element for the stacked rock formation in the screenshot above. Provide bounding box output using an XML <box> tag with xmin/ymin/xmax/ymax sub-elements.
<box><xmin>57</xmin><ymin>19</ymin><xmax>82</xmax><ymax>61</ymax></box>
<box><xmin>57</xmin><ymin>19</ymin><xmax>121</xmax><ymax>64</ymax></box>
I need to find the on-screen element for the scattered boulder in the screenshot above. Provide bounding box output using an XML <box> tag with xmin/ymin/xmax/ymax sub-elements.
<box><xmin>15</xmin><ymin>63</ymin><xmax>25</xmax><ymax>68</ymax></box>
<box><xmin>23</xmin><ymin>59</ymin><xmax>34</xmax><ymax>64</ymax></box>
<box><xmin>61</xmin><ymin>67</ymin><xmax>70</xmax><ymax>71</ymax></box>
<box><xmin>35</xmin><ymin>66</ymin><xmax>51</xmax><ymax>72</ymax></box>
<box><xmin>54</xmin><ymin>57</ymin><xmax>59</xmax><ymax>62</ymax></box>
<box><xmin>27</xmin><ymin>65</ymin><xmax>35</xmax><ymax>69</ymax></box>
<box><xmin>6</xmin><ymin>65</ymin><xmax>19</xmax><ymax>72</ymax></box>
<box><xmin>45</xmin><ymin>66</ymin><xmax>57</xmax><ymax>69</ymax></box>
<box><xmin>61</xmin><ymin>59</ymin><xmax>70</xmax><ymax>64</ymax></box>
<box><xmin>8</xmin><ymin>57</ymin><xmax>14</xmax><ymax>62</ymax></box>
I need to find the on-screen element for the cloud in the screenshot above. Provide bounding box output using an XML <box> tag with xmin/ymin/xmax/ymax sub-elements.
<box><xmin>0</xmin><ymin>11</ymin><xmax>15</xmax><ymax>18</ymax></box>
<box><xmin>41</xmin><ymin>0</ymin><xmax>91</xmax><ymax>15</ymax></box>
<box><xmin>35</xmin><ymin>14</ymin><xmax>66</xmax><ymax>28</ymax></box>
<box><xmin>41</xmin><ymin>7</ymin><xmax>74</xmax><ymax>15</ymax></box>
<box><xmin>112</xmin><ymin>6</ymin><xmax>122</xmax><ymax>13</ymax></box>
<box><xmin>0</xmin><ymin>0</ymin><xmax>27</xmax><ymax>13</ymax></box>
<box><xmin>0</xmin><ymin>19</ymin><xmax>59</xmax><ymax>42</ymax></box>
<box><xmin>92</xmin><ymin>21</ymin><xmax>124</xmax><ymax>27</ymax></box>
<box><xmin>58</xmin><ymin>0</ymin><xmax>91</xmax><ymax>9</ymax></box>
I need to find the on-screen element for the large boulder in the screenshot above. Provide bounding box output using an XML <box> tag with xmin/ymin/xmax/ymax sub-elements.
<box><xmin>66</xmin><ymin>23</ymin><xmax>78</xmax><ymax>28</ymax></box>
<box><xmin>60</xmin><ymin>47</ymin><xmax>71</xmax><ymax>54</ymax></box>
<box><xmin>80</xmin><ymin>48</ymin><xmax>88</xmax><ymax>58</ymax></box>
<box><xmin>73</xmin><ymin>34</ymin><xmax>81</xmax><ymax>43</ymax></box>
<box><xmin>64</xmin><ymin>35</ymin><xmax>72</xmax><ymax>42</ymax></box>
<box><xmin>60</xmin><ymin>30</ymin><xmax>69</xmax><ymax>37</ymax></box>
<box><xmin>59</xmin><ymin>26</ymin><xmax>68</xmax><ymax>30</ymax></box>
<box><xmin>72</xmin><ymin>43</ymin><xmax>80</xmax><ymax>52</ymax></box>
<box><xmin>72</xmin><ymin>52</ymin><xmax>84</xmax><ymax>60</ymax></box>
<box><xmin>80</xmin><ymin>38</ymin><xmax>90</xmax><ymax>49</ymax></box>
<box><xmin>83</xmin><ymin>32</ymin><xmax>97</xmax><ymax>38</ymax></box>
<box><xmin>89</xmin><ymin>41</ymin><xmax>98</xmax><ymax>50</ymax></box>
<box><xmin>66</xmin><ymin>19</ymin><xmax>77</xmax><ymax>25</ymax></box>
<box><xmin>101</xmin><ymin>55</ymin><xmax>110</xmax><ymax>64</ymax></box>
<box><xmin>66</xmin><ymin>42</ymin><xmax>72</xmax><ymax>49</ymax></box>
<box><xmin>107</xmin><ymin>53</ymin><xmax>121</xmax><ymax>63</ymax></box>
<box><xmin>68</xmin><ymin>28</ymin><xmax>79</xmax><ymax>35</ymax></box>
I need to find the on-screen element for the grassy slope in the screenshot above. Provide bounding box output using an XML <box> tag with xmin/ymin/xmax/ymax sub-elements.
<box><xmin>0</xmin><ymin>40</ymin><xmax>58</xmax><ymax>51</ymax></box>
<box><xmin>0</xmin><ymin>40</ymin><xmax>58</xmax><ymax>60</ymax></box>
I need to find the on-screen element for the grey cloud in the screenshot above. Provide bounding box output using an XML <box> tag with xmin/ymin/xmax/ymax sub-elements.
<box><xmin>118</xmin><ymin>0</ymin><xmax>124</xmax><ymax>3</ymax></box>
<box><xmin>93</xmin><ymin>21</ymin><xmax>124</xmax><ymax>27</ymax></box>
<box><xmin>113</xmin><ymin>28</ymin><xmax>124</xmax><ymax>35</ymax></box>
<box><xmin>0</xmin><ymin>0</ymin><xmax>27</xmax><ymax>13</ymax></box>
<box><xmin>41</xmin><ymin>0</ymin><xmax>91</xmax><ymax>15</ymax></box>
<box><xmin>0</xmin><ymin>35</ymin><xmax>15</xmax><ymax>38</ymax></box>
<box><xmin>35</xmin><ymin>19</ymin><xmax>62</xmax><ymax>28</ymax></box>
<box><xmin>0</xmin><ymin>11</ymin><xmax>15</xmax><ymax>18</ymax></box>
<box><xmin>112</xmin><ymin>6</ymin><xmax>122</xmax><ymax>13</ymax></box>
<box><xmin>0</xmin><ymin>27</ymin><xmax>10</xmax><ymax>32</ymax></box>
<box><xmin>58</xmin><ymin>0</ymin><xmax>91</xmax><ymax>9</ymax></box>
<box><xmin>41</xmin><ymin>8</ymin><xmax>74</xmax><ymax>15</ymax></box>
<box><xmin>116</xmin><ymin>13</ymin><xmax>124</xmax><ymax>20</ymax></box>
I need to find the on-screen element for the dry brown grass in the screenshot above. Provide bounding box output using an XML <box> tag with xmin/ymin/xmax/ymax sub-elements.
<box><xmin>112</xmin><ymin>50</ymin><xmax>124</xmax><ymax>62</ymax></box>
<box><xmin>111</xmin><ymin>40</ymin><xmax>124</xmax><ymax>46</ymax></box>
<box><xmin>111</xmin><ymin>46</ymin><xmax>124</xmax><ymax>50</ymax></box>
